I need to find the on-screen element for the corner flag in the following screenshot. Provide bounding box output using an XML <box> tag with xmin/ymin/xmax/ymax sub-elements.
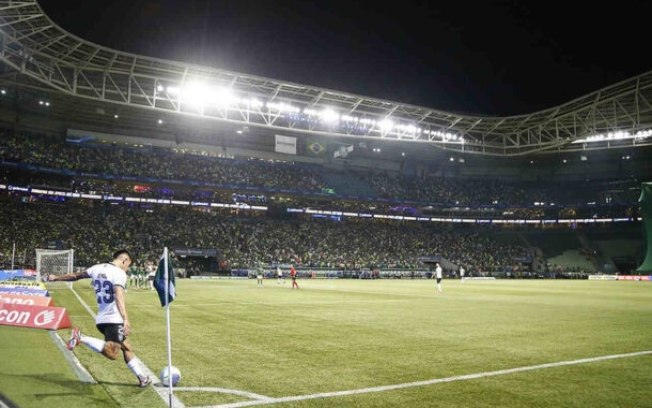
<box><xmin>155</xmin><ymin>248</ymin><xmax>177</xmax><ymax>407</ymax></box>
<box><xmin>154</xmin><ymin>251</ymin><xmax>176</xmax><ymax>307</ymax></box>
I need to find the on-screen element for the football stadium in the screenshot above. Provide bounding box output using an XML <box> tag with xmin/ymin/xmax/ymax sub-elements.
<box><xmin>0</xmin><ymin>1</ymin><xmax>651</xmax><ymax>407</ymax></box>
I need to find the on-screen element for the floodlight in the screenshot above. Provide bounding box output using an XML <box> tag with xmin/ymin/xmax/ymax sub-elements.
<box><xmin>320</xmin><ymin>108</ymin><xmax>339</xmax><ymax>124</ymax></box>
<box><xmin>182</xmin><ymin>82</ymin><xmax>211</xmax><ymax>106</ymax></box>
<box><xmin>214</xmin><ymin>88</ymin><xmax>236</xmax><ymax>106</ymax></box>
<box><xmin>379</xmin><ymin>119</ymin><xmax>394</xmax><ymax>132</ymax></box>
<box><xmin>573</xmin><ymin>129</ymin><xmax>652</xmax><ymax>143</ymax></box>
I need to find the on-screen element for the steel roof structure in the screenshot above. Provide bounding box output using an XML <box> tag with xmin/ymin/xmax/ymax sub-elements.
<box><xmin>1</xmin><ymin>0</ymin><xmax>652</xmax><ymax>156</ymax></box>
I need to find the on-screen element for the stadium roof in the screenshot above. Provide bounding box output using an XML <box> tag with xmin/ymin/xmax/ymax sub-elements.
<box><xmin>1</xmin><ymin>0</ymin><xmax>652</xmax><ymax>157</ymax></box>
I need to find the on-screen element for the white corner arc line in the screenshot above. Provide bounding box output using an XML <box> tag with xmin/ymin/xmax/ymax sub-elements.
<box><xmin>201</xmin><ymin>350</ymin><xmax>652</xmax><ymax>408</ymax></box>
<box><xmin>173</xmin><ymin>387</ymin><xmax>272</xmax><ymax>401</ymax></box>
<box><xmin>69</xmin><ymin>285</ymin><xmax>186</xmax><ymax>408</ymax></box>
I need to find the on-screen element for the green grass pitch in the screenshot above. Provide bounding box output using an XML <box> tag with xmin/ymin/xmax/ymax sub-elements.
<box><xmin>1</xmin><ymin>278</ymin><xmax>651</xmax><ymax>407</ymax></box>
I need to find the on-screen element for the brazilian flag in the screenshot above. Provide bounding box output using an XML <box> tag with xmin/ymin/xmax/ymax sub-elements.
<box><xmin>306</xmin><ymin>140</ymin><xmax>326</xmax><ymax>155</ymax></box>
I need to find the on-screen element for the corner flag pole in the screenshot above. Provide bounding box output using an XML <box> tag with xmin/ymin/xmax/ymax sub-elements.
<box><xmin>164</xmin><ymin>246</ymin><xmax>173</xmax><ymax>406</ymax></box>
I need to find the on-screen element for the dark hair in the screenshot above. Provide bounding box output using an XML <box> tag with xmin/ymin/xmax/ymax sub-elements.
<box><xmin>112</xmin><ymin>249</ymin><xmax>132</xmax><ymax>261</ymax></box>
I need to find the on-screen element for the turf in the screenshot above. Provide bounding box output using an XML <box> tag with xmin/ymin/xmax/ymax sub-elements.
<box><xmin>1</xmin><ymin>278</ymin><xmax>651</xmax><ymax>407</ymax></box>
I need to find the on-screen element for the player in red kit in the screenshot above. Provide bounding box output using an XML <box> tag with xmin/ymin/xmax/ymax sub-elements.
<box><xmin>290</xmin><ymin>265</ymin><xmax>299</xmax><ymax>289</ymax></box>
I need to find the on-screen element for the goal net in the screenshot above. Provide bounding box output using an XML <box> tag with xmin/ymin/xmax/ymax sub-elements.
<box><xmin>36</xmin><ymin>249</ymin><xmax>74</xmax><ymax>285</ymax></box>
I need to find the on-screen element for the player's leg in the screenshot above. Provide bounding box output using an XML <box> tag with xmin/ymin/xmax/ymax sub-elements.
<box><xmin>121</xmin><ymin>339</ymin><xmax>151</xmax><ymax>387</ymax></box>
<box><xmin>97</xmin><ymin>324</ymin><xmax>151</xmax><ymax>386</ymax></box>
<box><xmin>91</xmin><ymin>324</ymin><xmax>123</xmax><ymax>360</ymax></box>
<box><xmin>67</xmin><ymin>326</ymin><xmax>107</xmax><ymax>352</ymax></box>
<box><xmin>67</xmin><ymin>326</ymin><xmax>126</xmax><ymax>360</ymax></box>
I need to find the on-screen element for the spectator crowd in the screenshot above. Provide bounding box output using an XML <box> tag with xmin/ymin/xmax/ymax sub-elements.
<box><xmin>0</xmin><ymin>193</ymin><xmax>529</xmax><ymax>274</ymax></box>
<box><xmin>0</xmin><ymin>131</ymin><xmax>641</xmax><ymax>213</ymax></box>
<box><xmin>1</xmin><ymin>129</ymin><xmax>642</xmax><ymax>277</ymax></box>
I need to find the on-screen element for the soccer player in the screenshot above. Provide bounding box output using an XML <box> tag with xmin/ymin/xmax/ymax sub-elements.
<box><xmin>256</xmin><ymin>265</ymin><xmax>264</xmax><ymax>287</ymax></box>
<box><xmin>146</xmin><ymin>261</ymin><xmax>156</xmax><ymax>290</ymax></box>
<box><xmin>276</xmin><ymin>265</ymin><xmax>284</xmax><ymax>285</ymax></box>
<box><xmin>48</xmin><ymin>249</ymin><xmax>152</xmax><ymax>387</ymax></box>
<box><xmin>433</xmin><ymin>262</ymin><xmax>443</xmax><ymax>294</ymax></box>
<box><xmin>290</xmin><ymin>265</ymin><xmax>299</xmax><ymax>289</ymax></box>
<box><xmin>459</xmin><ymin>265</ymin><xmax>465</xmax><ymax>283</ymax></box>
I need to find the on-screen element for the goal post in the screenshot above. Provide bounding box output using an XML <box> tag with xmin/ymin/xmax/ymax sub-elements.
<box><xmin>36</xmin><ymin>249</ymin><xmax>74</xmax><ymax>283</ymax></box>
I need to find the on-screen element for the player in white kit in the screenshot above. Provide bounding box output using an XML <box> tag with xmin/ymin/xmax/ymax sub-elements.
<box><xmin>48</xmin><ymin>249</ymin><xmax>152</xmax><ymax>387</ymax></box>
<box><xmin>277</xmin><ymin>266</ymin><xmax>284</xmax><ymax>285</ymax></box>
<box><xmin>433</xmin><ymin>262</ymin><xmax>443</xmax><ymax>294</ymax></box>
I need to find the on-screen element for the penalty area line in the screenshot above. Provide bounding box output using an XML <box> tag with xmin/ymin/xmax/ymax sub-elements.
<box><xmin>203</xmin><ymin>350</ymin><xmax>652</xmax><ymax>408</ymax></box>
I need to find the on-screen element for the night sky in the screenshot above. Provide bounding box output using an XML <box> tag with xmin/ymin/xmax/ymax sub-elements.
<box><xmin>38</xmin><ymin>0</ymin><xmax>651</xmax><ymax>116</ymax></box>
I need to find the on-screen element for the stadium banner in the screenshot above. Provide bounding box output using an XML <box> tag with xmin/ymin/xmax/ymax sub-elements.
<box><xmin>0</xmin><ymin>303</ymin><xmax>71</xmax><ymax>330</ymax></box>
<box><xmin>588</xmin><ymin>275</ymin><xmax>618</xmax><ymax>280</ymax></box>
<box><xmin>0</xmin><ymin>269</ymin><xmax>37</xmax><ymax>280</ymax></box>
<box><xmin>306</xmin><ymin>139</ymin><xmax>326</xmax><ymax>155</ymax></box>
<box><xmin>275</xmin><ymin>134</ymin><xmax>297</xmax><ymax>155</ymax></box>
<box><xmin>0</xmin><ymin>287</ymin><xmax>49</xmax><ymax>297</ymax></box>
<box><xmin>0</xmin><ymin>280</ymin><xmax>46</xmax><ymax>290</ymax></box>
<box><xmin>616</xmin><ymin>275</ymin><xmax>651</xmax><ymax>281</ymax></box>
<box><xmin>173</xmin><ymin>248</ymin><xmax>218</xmax><ymax>257</ymax></box>
<box><xmin>0</xmin><ymin>293</ymin><xmax>54</xmax><ymax>307</ymax></box>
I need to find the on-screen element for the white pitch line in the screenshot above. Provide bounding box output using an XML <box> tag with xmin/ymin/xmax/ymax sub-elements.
<box><xmin>173</xmin><ymin>387</ymin><xmax>272</xmax><ymax>401</ymax></box>
<box><xmin>48</xmin><ymin>330</ymin><xmax>96</xmax><ymax>384</ymax></box>
<box><xmin>69</xmin><ymin>285</ymin><xmax>185</xmax><ymax>408</ymax></box>
<box><xmin>198</xmin><ymin>350</ymin><xmax>652</xmax><ymax>408</ymax></box>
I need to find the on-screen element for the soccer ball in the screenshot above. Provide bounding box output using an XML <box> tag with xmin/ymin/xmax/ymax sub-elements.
<box><xmin>159</xmin><ymin>365</ymin><xmax>181</xmax><ymax>386</ymax></box>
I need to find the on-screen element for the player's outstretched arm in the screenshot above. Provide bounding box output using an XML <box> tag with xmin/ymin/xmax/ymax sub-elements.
<box><xmin>48</xmin><ymin>271</ymin><xmax>90</xmax><ymax>282</ymax></box>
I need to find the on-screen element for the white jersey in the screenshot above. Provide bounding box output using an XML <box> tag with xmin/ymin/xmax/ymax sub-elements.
<box><xmin>277</xmin><ymin>267</ymin><xmax>282</xmax><ymax>277</ymax></box>
<box><xmin>435</xmin><ymin>266</ymin><xmax>443</xmax><ymax>279</ymax></box>
<box><xmin>459</xmin><ymin>267</ymin><xmax>465</xmax><ymax>277</ymax></box>
<box><xmin>87</xmin><ymin>262</ymin><xmax>127</xmax><ymax>325</ymax></box>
